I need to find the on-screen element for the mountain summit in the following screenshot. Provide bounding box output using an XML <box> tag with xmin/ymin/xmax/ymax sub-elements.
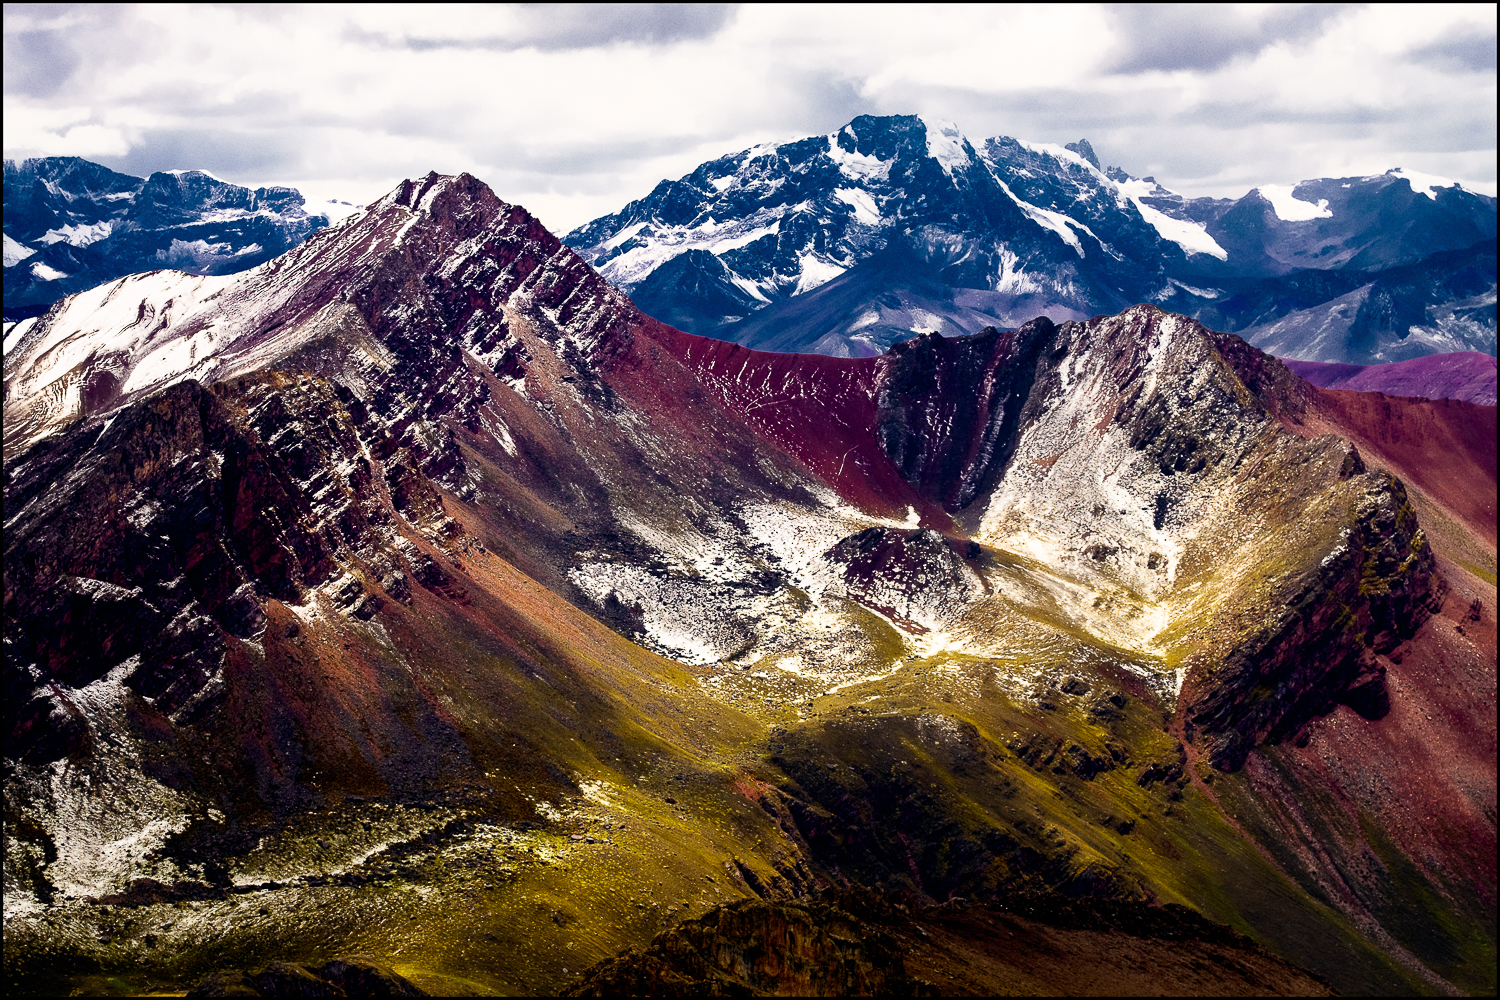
<box><xmin>565</xmin><ymin>116</ymin><xmax>1497</xmax><ymax>364</ymax></box>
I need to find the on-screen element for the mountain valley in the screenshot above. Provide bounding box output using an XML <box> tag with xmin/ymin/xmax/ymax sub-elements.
<box><xmin>2</xmin><ymin>171</ymin><xmax>1495</xmax><ymax>997</ymax></box>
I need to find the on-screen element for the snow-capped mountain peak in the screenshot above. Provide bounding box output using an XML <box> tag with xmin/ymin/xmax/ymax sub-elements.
<box><xmin>565</xmin><ymin>114</ymin><xmax>1494</xmax><ymax>363</ymax></box>
<box><xmin>564</xmin><ymin>115</ymin><xmax>1122</xmax><ymax>348</ymax></box>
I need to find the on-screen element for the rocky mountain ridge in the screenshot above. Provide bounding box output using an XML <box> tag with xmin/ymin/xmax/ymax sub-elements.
<box><xmin>565</xmin><ymin>115</ymin><xmax>1496</xmax><ymax>365</ymax></box>
<box><xmin>3</xmin><ymin>171</ymin><xmax>1494</xmax><ymax>997</ymax></box>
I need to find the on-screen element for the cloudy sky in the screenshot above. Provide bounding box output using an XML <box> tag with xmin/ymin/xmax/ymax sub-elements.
<box><xmin>4</xmin><ymin>3</ymin><xmax>1496</xmax><ymax>232</ymax></box>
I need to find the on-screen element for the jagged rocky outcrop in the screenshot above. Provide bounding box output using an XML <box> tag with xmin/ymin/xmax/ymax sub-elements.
<box><xmin>2</xmin><ymin>371</ymin><xmax>477</xmax><ymax>808</ymax></box>
<box><xmin>823</xmin><ymin>527</ymin><xmax>977</xmax><ymax>628</ymax></box>
<box><xmin>1183</xmin><ymin>466</ymin><xmax>1444</xmax><ymax>770</ymax></box>
<box><xmin>872</xmin><ymin>323</ymin><xmax>1052</xmax><ymax>511</ymax></box>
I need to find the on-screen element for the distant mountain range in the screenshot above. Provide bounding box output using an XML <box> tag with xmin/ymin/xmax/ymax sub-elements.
<box><xmin>564</xmin><ymin>115</ymin><xmax>1497</xmax><ymax>365</ymax></box>
<box><xmin>6</xmin><ymin>138</ymin><xmax>1494</xmax><ymax>375</ymax></box>
<box><xmin>3</xmin><ymin>157</ymin><xmax>343</xmax><ymax>319</ymax></box>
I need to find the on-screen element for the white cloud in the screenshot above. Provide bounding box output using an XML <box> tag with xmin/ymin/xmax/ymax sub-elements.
<box><xmin>3</xmin><ymin>4</ymin><xmax>1494</xmax><ymax>232</ymax></box>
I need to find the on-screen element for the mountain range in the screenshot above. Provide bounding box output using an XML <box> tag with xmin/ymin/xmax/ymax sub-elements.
<box><xmin>3</xmin><ymin>157</ymin><xmax>342</xmax><ymax>320</ymax></box>
<box><xmin>4</xmin><ymin>171</ymin><xmax>1495</xmax><ymax>996</ymax></box>
<box><xmin>564</xmin><ymin>115</ymin><xmax>1497</xmax><ymax>366</ymax></box>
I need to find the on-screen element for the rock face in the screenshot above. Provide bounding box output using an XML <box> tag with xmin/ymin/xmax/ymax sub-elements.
<box><xmin>1183</xmin><ymin>466</ymin><xmax>1444</xmax><ymax>770</ymax></box>
<box><xmin>3</xmin><ymin>157</ymin><xmax>333</xmax><ymax>317</ymax></box>
<box><xmin>564</xmin><ymin>115</ymin><xmax>1496</xmax><ymax>363</ymax></box>
<box><xmin>824</xmin><ymin>527</ymin><xmax>977</xmax><ymax>628</ymax></box>
<box><xmin>3</xmin><ymin>171</ymin><xmax>1492</xmax><ymax>998</ymax></box>
<box><xmin>872</xmin><ymin>323</ymin><xmax>1052</xmax><ymax>511</ymax></box>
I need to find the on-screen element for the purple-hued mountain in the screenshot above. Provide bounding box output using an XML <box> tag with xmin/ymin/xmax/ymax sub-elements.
<box><xmin>1283</xmin><ymin>351</ymin><xmax>1497</xmax><ymax>405</ymax></box>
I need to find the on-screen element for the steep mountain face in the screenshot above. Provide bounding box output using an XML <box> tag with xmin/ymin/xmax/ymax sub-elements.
<box><xmin>566</xmin><ymin>116</ymin><xmax>1496</xmax><ymax>365</ymax></box>
<box><xmin>4</xmin><ymin>173</ymin><xmax>1495</xmax><ymax>997</ymax></box>
<box><xmin>2</xmin><ymin>157</ymin><xmax>336</xmax><ymax>318</ymax></box>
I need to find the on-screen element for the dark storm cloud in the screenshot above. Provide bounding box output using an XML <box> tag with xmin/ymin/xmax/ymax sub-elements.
<box><xmin>347</xmin><ymin>4</ymin><xmax>739</xmax><ymax>53</ymax></box>
<box><xmin>1102</xmin><ymin>3</ymin><xmax>1356</xmax><ymax>74</ymax></box>
<box><xmin>2</xmin><ymin>28</ymin><xmax>81</xmax><ymax>97</ymax></box>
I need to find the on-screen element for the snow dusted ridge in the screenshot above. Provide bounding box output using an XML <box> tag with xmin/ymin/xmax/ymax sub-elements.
<box><xmin>2</xmin><ymin>189</ymin><xmax>402</xmax><ymax>452</ymax></box>
<box><xmin>1</xmin><ymin>170</ymin><xmax>644</xmax><ymax>456</ymax></box>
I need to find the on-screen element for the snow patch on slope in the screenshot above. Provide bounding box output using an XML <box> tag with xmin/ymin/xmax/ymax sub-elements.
<box><xmin>596</xmin><ymin>214</ymin><xmax>782</xmax><ymax>290</ymax></box>
<box><xmin>994</xmin><ymin>179</ymin><xmax>1088</xmax><ymax>257</ymax></box>
<box><xmin>1258</xmin><ymin>184</ymin><xmax>1333</xmax><ymax>221</ymax></box>
<box><xmin>1389</xmin><ymin>168</ymin><xmax>1461</xmax><ymax>200</ymax></box>
<box><xmin>832</xmin><ymin>187</ymin><xmax>882</xmax><ymax>225</ymax></box>
<box><xmin>1116</xmin><ymin>180</ymin><xmax>1228</xmax><ymax>259</ymax></box>
<box><xmin>794</xmin><ymin>254</ymin><xmax>846</xmax><ymax>294</ymax></box>
<box><xmin>826</xmin><ymin>132</ymin><xmax>893</xmax><ymax>182</ymax></box>
<box><xmin>38</xmin><ymin>221</ymin><xmax>114</xmax><ymax>248</ymax></box>
<box><xmin>29</xmin><ymin>261</ymin><xmax>69</xmax><ymax>281</ymax></box>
